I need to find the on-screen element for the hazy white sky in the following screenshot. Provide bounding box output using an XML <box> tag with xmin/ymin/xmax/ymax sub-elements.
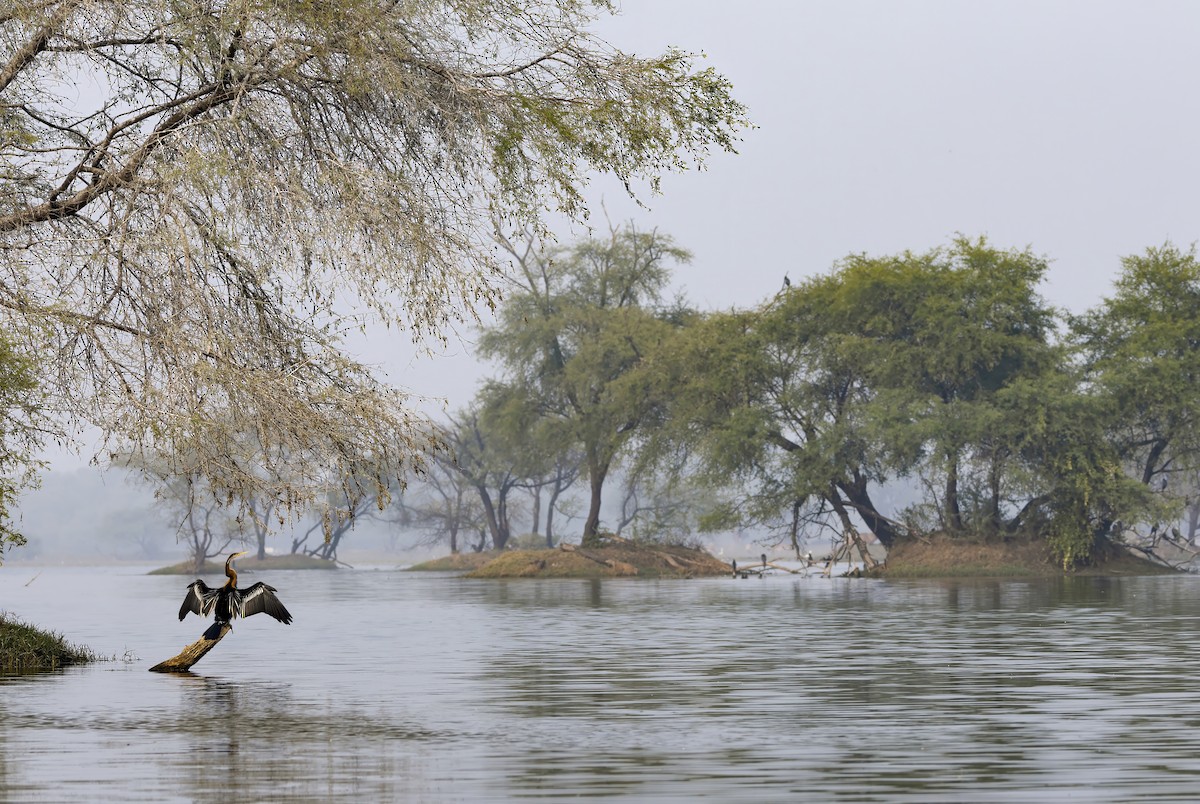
<box><xmin>43</xmin><ymin>0</ymin><xmax>1200</xmax><ymax>467</ymax></box>
<box><xmin>375</xmin><ymin>0</ymin><xmax>1200</xmax><ymax>412</ymax></box>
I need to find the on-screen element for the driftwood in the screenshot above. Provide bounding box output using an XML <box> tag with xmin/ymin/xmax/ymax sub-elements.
<box><xmin>731</xmin><ymin>559</ymin><xmax>803</xmax><ymax>578</ymax></box>
<box><xmin>149</xmin><ymin>623</ymin><xmax>231</xmax><ymax>672</ymax></box>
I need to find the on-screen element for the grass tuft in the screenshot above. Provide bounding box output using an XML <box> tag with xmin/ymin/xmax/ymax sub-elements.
<box><xmin>0</xmin><ymin>611</ymin><xmax>99</xmax><ymax>673</ymax></box>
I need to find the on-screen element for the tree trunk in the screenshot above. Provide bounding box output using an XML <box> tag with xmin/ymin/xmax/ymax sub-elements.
<box><xmin>835</xmin><ymin>476</ymin><xmax>902</xmax><ymax>549</ymax></box>
<box><xmin>1141</xmin><ymin>438</ymin><xmax>1169</xmax><ymax>486</ymax></box>
<box><xmin>986</xmin><ymin>453</ymin><xmax>1003</xmax><ymax>533</ymax></box>
<box><xmin>476</xmin><ymin>485</ymin><xmax>504</xmax><ymax>549</ymax></box>
<box><xmin>582</xmin><ymin>459</ymin><xmax>609</xmax><ymax>547</ymax></box>
<box><xmin>149</xmin><ymin>623</ymin><xmax>231</xmax><ymax>672</ymax></box>
<box><xmin>945</xmin><ymin>452</ymin><xmax>963</xmax><ymax>532</ymax></box>
<box><xmin>530</xmin><ymin>487</ymin><xmax>542</xmax><ymax>537</ymax></box>
<box><xmin>496</xmin><ymin>487</ymin><xmax>512</xmax><ymax>549</ymax></box>
<box><xmin>545</xmin><ymin>485</ymin><xmax>563</xmax><ymax>548</ymax></box>
<box><xmin>789</xmin><ymin>498</ymin><xmax>804</xmax><ymax>558</ymax></box>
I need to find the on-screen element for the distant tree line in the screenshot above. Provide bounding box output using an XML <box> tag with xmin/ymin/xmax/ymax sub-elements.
<box><xmin>400</xmin><ymin>230</ymin><xmax>1200</xmax><ymax>568</ymax></box>
<box><xmin>6</xmin><ymin>226</ymin><xmax>1198</xmax><ymax>569</ymax></box>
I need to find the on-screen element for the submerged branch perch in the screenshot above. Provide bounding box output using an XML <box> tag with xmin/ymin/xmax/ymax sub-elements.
<box><xmin>149</xmin><ymin>623</ymin><xmax>231</xmax><ymax>672</ymax></box>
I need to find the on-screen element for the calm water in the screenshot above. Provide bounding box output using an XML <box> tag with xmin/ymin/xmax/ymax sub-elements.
<box><xmin>3</xmin><ymin>566</ymin><xmax>1200</xmax><ymax>801</ymax></box>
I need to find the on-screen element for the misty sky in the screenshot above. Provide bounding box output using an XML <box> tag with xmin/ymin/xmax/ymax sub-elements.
<box><xmin>362</xmin><ymin>0</ymin><xmax>1200</xmax><ymax>414</ymax></box>
<box><xmin>41</xmin><ymin>0</ymin><xmax>1200</xmax><ymax>468</ymax></box>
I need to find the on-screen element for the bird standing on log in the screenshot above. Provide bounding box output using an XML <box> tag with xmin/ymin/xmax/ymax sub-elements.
<box><xmin>179</xmin><ymin>551</ymin><xmax>293</xmax><ymax>639</ymax></box>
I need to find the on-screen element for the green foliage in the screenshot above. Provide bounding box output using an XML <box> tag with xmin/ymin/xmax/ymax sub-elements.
<box><xmin>1072</xmin><ymin>244</ymin><xmax>1200</xmax><ymax>489</ymax></box>
<box><xmin>658</xmin><ymin>238</ymin><xmax>1125</xmax><ymax>561</ymax></box>
<box><xmin>824</xmin><ymin>239</ymin><xmax>1059</xmax><ymax>530</ymax></box>
<box><xmin>0</xmin><ymin>335</ymin><xmax>44</xmax><ymax>562</ymax></box>
<box><xmin>1001</xmin><ymin>371</ymin><xmax>1150</xmax><ymax>566</ymax></box>
<box><xmin>464</xmin><ymin>235</ymin><xmax>1200</xmax><ymax>567</ymax></box>
<box><xmin>480</xmin><ymin>226</ymin><xmax>692</xmax><ymax>543</ymax></box>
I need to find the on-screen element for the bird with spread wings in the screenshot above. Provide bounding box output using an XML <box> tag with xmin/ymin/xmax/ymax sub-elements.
<box><xmin>179</xmin><ymin>551</ymin><xmax>293</xmax><ymax>639</ymax></box>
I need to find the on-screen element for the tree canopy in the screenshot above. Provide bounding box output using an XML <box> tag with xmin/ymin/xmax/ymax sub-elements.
<box><xmin>446</xmin><ymin>234</ymin><xmax>1187</xmax><ymax>567</ymax></box>
<box><xmin>0</xmin><ymin>0</ymin><xmax>748</xmax><ymax>531</ymax></box>
<box><xmin>1072</xmin><ymin>245</ymin><xmax>1200</xmax><ymax>492</ymax></box>
<box><xmin>479</xmin><ymin>225</ymin><xmax>691</xmax><ymax>544</ymax></box>
<box><xmin>651</xmin><ymin>238</ymin><xmax>1167</xmax><ymax>566</ymax></box>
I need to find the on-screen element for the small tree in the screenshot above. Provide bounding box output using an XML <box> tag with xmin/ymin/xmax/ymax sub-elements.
<box><xmin>443</xmin><ymin>401</ymin><xmax>531</xmax><ymax>551</ymax></box>
<box><xmin>481</xmin><ymin>225</ymin><xmax>691</xmax><ymax>545</ymax></box>
<box><xmin>151</xmin><ymin>473</ymin><xmax>245</xmax><ymax>574</ymax></box>
<box><xmin>525</xmin><ymin>446</ymin><xmax>584</xmax><ymax>548</ymax></box>
<box><xmin>398</xmin><ymin>456</ymin><xmax>489</xmax><ymax>555</ymax></box>
<box><xmin>290</xmin><ymin>475</ymin><xmax>394</xmax><ymax>561</ymax></box>
<box><xmin>614</xmin><ymin>469</ymin><xmax>710</xmax><ymax>546</ymax></box>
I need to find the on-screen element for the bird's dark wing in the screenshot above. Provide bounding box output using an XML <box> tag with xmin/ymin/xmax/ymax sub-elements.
<box><xmin>237</xmin><ymin>582</ymin><xmax>293</xmax><ymax>624</ymax></box>
<box><xmin>178</xmin><ymin>580</ymin><xmax>218</xmax><ymax>620</ymax></box>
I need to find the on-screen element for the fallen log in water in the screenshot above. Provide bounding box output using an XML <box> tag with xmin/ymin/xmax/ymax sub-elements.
<box><xmin>148</xmin><ymin>623</ymin><xmax>231</xmax><ymax>672</ymax></box>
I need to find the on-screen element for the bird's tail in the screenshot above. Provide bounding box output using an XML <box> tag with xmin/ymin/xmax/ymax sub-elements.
<box><xmin>202</xmin><ymin>621</ymin><xmax>224</xmax><ymax>640</ymax></box>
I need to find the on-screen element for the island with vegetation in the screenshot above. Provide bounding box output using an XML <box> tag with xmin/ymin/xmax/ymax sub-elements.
<box><xmin>395</xmin><ymin>236</ymin><xmax>1200</xmax><ymax>580</ymax></box>
<box><xmin>409</xmin><ymin>536</ymin><xmax>732</xmax><ymax>579</ymax></box>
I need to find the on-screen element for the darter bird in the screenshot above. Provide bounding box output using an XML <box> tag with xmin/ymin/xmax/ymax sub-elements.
<box><xmin>178</xmin><ymin>550</ymin><xmax>293</xmax><ymax>639</ymax></box>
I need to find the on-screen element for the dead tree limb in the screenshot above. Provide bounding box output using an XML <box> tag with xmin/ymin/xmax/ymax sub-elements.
<box><xmin>149</xmin><ymin>623</ymin><xmax>231</xmax><ymax>672</ymax></box>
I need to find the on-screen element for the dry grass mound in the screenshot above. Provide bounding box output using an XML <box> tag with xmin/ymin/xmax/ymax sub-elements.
<box><xmin>406</xmin><ymin>552</ymin><xmax>502</xmax><ymax>572</ymax></box>
<box><xmin>465</xmin><ymin>540</ymin><xmax>731</xmax><ymax>579</ymax></box>
<box><xmin>875</xmin><ymin>535</ymin><xmax>1177</xmax><ymax>578</ymax></box>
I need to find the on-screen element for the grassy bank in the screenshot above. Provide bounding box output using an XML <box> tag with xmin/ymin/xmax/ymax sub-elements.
<box><xmin>464</xmin><ymin>541</ymin><xmax>731</xmax><ymax>579</ymax></box>
<box><xmin>0</xmin><ymin>612</ymin><xmax>99</xmax><ymax>673</ymax></box>
<box><xmin>406</xmin><ymin>552</ymin><xmax>501</xmax><ymax>572</ymax></box>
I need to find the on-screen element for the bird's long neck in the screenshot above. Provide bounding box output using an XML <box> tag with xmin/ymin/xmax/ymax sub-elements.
<box><xmin>224</xmin><ymin>559</ymin><xmax>237</xmax><ymax>588</ymax></box>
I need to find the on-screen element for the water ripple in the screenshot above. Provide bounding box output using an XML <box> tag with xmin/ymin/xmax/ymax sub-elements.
<box><xmin>5</xmin><ymin>570</ymin><xmax>1200</xmax><ymax>800</ymax></box>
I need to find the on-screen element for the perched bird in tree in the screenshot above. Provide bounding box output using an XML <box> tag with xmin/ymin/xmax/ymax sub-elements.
<box><xmin>178</xmin><ymin>551</ymin><xmax>293</xmax><ymax>639</ymax></box>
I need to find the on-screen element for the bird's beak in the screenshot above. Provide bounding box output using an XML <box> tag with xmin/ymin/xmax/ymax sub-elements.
<box><xmin>231</xmin><ymin>551</ymin><xmax>250</xmax><ymax>560</ymax></box>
